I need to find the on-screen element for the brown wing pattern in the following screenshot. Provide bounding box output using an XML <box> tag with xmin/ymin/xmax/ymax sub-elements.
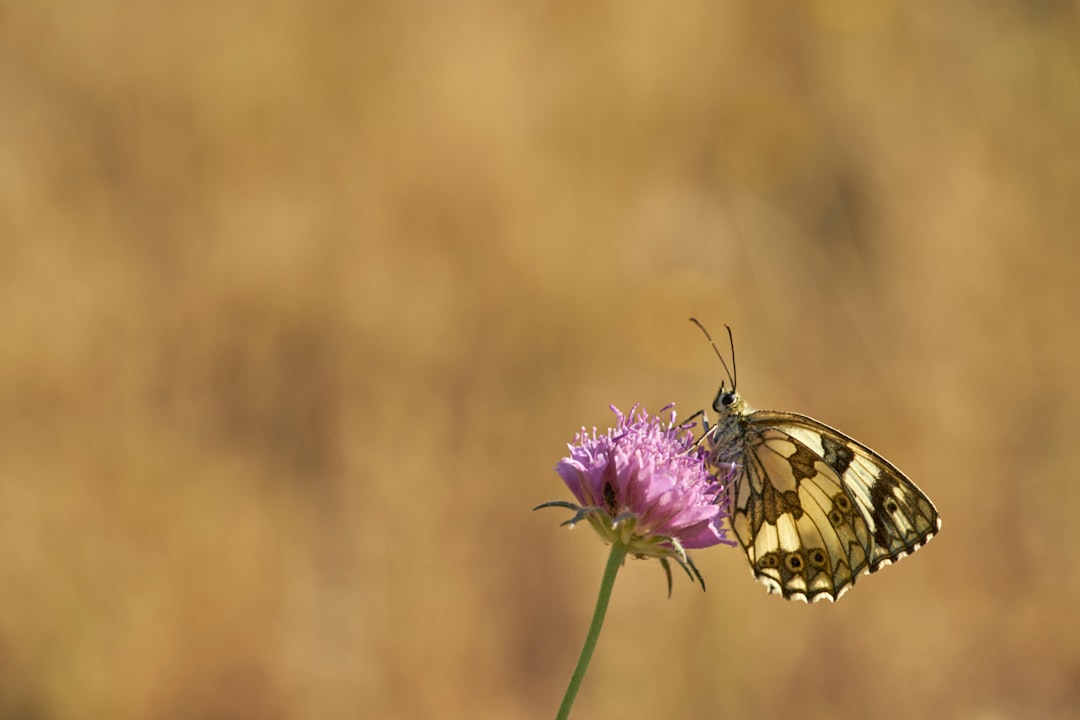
<box><xmin>728</xmin><ymin>411</ymin><xmax>940</xmax><ymax>602</ymax></box>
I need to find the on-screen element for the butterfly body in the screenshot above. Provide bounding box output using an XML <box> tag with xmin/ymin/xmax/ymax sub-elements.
<box><xmin>707</xmin><ymin>386</ymin><xmax>941</xmax><ymax>603</ymax></box>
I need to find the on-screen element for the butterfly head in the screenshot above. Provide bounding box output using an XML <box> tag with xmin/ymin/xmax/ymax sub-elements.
<box><xmin>712</xmin><ymin>383</ymin><xmax>746</xmax><ymax>419</ymax></box>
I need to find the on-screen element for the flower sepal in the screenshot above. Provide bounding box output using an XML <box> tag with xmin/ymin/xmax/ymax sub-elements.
<box><xmin>534</xmin><ymin>500</ymin><xmax>708</xmax><ymax>594</ymax></box>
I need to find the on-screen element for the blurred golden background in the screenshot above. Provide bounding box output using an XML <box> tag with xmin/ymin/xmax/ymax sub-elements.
<box><xmin>2</xmin><ymin>1</ymin><xmax>1079</xmax><ymax>718</ymax></box>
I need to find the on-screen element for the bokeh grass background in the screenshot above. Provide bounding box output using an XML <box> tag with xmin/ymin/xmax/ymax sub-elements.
<box><xmin>2</xmin><ymin>2</ymin><xmax>1080</xmax><ymax>718</ymax></box>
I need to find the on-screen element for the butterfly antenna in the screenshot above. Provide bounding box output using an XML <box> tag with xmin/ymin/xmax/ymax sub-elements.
<box><xmin>689</xmin><ymin>318</ymin><xmax>735</xmax><ymax>390</ymax></box>
<box><xmin>724</xmin><ymin>324</ymin><xmax>737</xmax><ymax>391</ymax></box>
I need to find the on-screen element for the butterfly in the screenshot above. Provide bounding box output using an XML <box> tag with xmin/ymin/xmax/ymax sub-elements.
<box><xmin>691</xmin><ymin>319</ymin><xmax>941</xmax><ymax>602</ymax></box>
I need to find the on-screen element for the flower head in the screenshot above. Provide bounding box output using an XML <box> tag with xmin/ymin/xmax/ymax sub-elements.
<box><xmin>539</xmin><ymin>404</ymin><xmax>736</xmax><ymax>591</ymax></box>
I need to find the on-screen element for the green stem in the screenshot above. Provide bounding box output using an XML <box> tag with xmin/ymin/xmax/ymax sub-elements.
<box><xmin>556</xmin><ymin>541</ymin><xmax>629</xmax><ymax>720</ymax></box>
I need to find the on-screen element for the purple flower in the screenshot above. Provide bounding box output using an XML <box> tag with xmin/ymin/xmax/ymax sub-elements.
<box><xmin>541</xmin><ymin>404</ymin><xmax>736</xmax><ymax>590</ymax></box>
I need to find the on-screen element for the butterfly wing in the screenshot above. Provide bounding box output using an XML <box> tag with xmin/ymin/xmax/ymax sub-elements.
<box><xmin>728</xmin><ymin>410</ymin><xmax>941</xmax><ymax>602</ymax></box>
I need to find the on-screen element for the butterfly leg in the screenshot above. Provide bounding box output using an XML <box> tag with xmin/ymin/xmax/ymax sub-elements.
<box><xmin>683</xmin><ymin>408</ymin><xmax>714</xmax><ymax>447</ymax></box>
